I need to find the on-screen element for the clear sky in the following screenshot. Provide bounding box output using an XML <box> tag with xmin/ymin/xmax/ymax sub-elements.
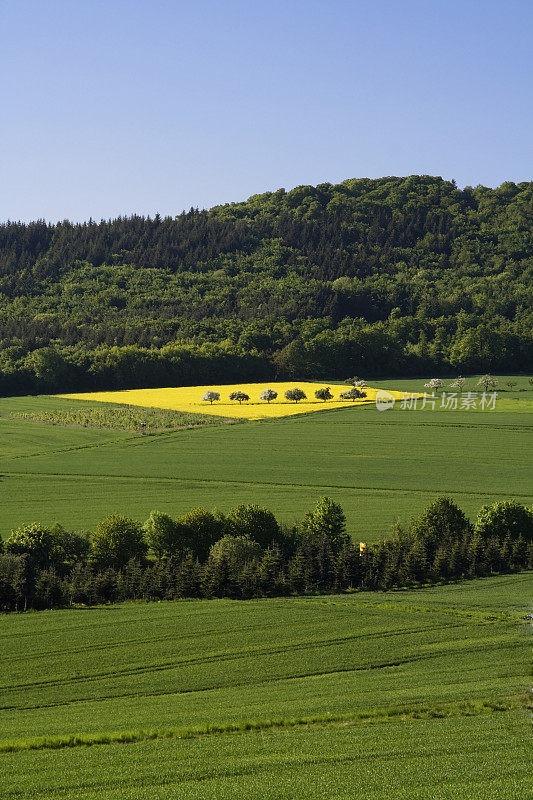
<box><xmin>1</xmin><ymin>0</ymin><xmax>531</xmax><ymax>222</ymax></box>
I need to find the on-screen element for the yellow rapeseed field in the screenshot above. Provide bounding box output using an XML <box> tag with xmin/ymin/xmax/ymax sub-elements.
<box><xmin>58</xmin><ymin>382</ymin><xmax>422</xmax><ymax>420</ymax></box>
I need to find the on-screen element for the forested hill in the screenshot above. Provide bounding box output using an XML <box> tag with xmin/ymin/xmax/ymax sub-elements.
<box><xmin>1</xmin><ymin>175</ymin><xmax>532</xmax><ymax>394</ymax></box>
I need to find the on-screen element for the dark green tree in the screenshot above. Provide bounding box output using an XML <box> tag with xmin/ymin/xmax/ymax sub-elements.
<box><xmin>284</xmin><ymin>387</ymin><xmax>307</xmax><ymax>403</ymax></box>
<box><xmin>91</xmin><ymin>515</ymin><xmax>148</xmax><ymax>569</ymax></box>
<box><xmin>5</xmin><ymin>524</ymin><xmax>55</xmax><ymax>569</ymax></box>
<box><xmin>178</xmin><ymin>507</ymin><xmax>226</xmax><ymax>560</ymax></box>
<box><xmin>315</xmin><ymin>387</ymin><xmax>333</xmax><ymax>401</ymax></box>
<box><xmin>143</xmin><ymin>511</ymin><xmax>190</xmax><ymax>560</ymax></box>
<box><xmin>300</xmin><ymin>497</ymin><xmax>349</xmax><ymax>553</ymax></box>
<box><xmin>474</xmin><ymin>501</ymin><xmax>533</xmax><ymax>544</ymax></box>
<box><xmin>226</xmin><ymin>504</ymin><xmax>280</xmax><ymax>549</ymax></box>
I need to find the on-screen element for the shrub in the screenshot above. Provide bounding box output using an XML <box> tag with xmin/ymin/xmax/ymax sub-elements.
<box><xmin>208</xmin><ymin>535</ymin><xmax>262</xmax><ymax>569</ymax></box>
<box><xmin>177</xmin><ymin>507</ymin><xmax>227</xmax><ymax>561</ymax></box>
<box><xmin>300</xmin><ymin>496</ymin><xmax>349</xmax><ymax>553</ymax></box>
<box><xmin>34</xmin><ymin>569</ymin><xmax>64</xmax><ymax>608</ymax></box>
<box><xmin>143</xmin><ymin>511</ymin><xmax>191</xmax><ymax>560</ymax></box>
<box><xmin>410</xmin><ymin>496</ymin><xmax>472</xmax><ymax>557</ymax></box>
<box><xmin>5</xmin><ymin>524</ymin><xmax>55</xmax><ymax>569</ymax></box>
<box><xmin>49</xmin><ymin>525</ymin><xmax>91</xmax><ymax>567</ymax></box>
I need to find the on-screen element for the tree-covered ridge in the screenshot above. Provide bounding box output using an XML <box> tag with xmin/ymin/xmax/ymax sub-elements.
<box><xmin>0</xmin><ymin>176</ymin><xmax>531</xmax><ymax>393</ymax></box>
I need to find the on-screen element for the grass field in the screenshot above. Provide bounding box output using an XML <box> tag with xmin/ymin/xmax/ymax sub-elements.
<box><xmin>1</xmin><ymin>375</ymin><xmax>532</xmax><ymax>537</ymax></box>
<box><xmin>0</xmin><ymin>574</ymin><xmax>531</xmax><ymax>798</ymax></box>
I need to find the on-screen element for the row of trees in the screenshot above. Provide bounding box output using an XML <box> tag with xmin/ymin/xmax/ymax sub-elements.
<box><xmin>1</xmin><ymin>497</ymin><xmax>532</xmax><ymax>611</ymax></box>
<box><xmin>203</xmin><ymin>386</ymin><xmax>367</xmax><ymax>404</ymax></box>
<box><xmin>423</xmin><ymin>375</ymin><xmax>503</xmax><ymax>392</ymax></box>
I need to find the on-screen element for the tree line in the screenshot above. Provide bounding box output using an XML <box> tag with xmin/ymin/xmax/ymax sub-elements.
<box><xmin>0</xmin><ymin>175</ymin><xmax>531</xmax><ymax>394</ymax></box>
<box><xmin>203</xmin><ymin>386</ymin><xmax>367</xmax><ymax>404</ymax></box>
<box><xmin>1</xmin><ymin>496</ymin><xmax>531</xmax><ymax>611</ymax></box>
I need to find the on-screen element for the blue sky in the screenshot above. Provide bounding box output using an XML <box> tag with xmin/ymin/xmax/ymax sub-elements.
<box><xmin>1</xmin><ymin>0</ymin><xmax>531</xmax><ymax>222</ymax></box>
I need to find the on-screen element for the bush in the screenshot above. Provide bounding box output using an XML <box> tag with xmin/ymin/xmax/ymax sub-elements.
<box><xmin>5</xmin><ymin>524</ymin><xmax>55</xmax><ymax>569</ymax></box>
<box><xmin>410</xmin><ymin>496</ymin><xmax>472</xmax><ymax>557</ymax></box>
<box><xmin>50</xmin><ymin>525</ymin><xmax>91</xmax><ymax>567</ymax></box>
<box><xmin>34</xmin><ymin>569</ymin><xmax>64</xmax><ymax>608</ymax></box>
<box><xmin>204</xmin><ymin>535</ymin><xmax>262</xmax><ymax>597</ymax></box>
<box><xmin>177</xmin><ymin>507</ymin><xmax>226</xmax><ymax>561</ymax></box>
<box><xmin>208</xmin><ymin>535</ymin><xmax>262</xmax><ymax>569</ymax></box>
<box><xmin>300</xmin><ymin>496</ymin><xmax>349</xmax><ymax>553</ymax></box>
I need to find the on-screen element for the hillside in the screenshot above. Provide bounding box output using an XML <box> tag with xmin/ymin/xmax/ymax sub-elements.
<box><xmin>1</xmin><ymin>175</ymin><xmax>532</xmax><ymax>394</ymax></box>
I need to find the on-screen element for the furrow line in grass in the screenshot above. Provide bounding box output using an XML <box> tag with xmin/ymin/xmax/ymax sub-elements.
<box><xmin>0</xmin><ymin>434</ymin><xmax>140</xmax><ymax>462</ymax></box>
<box><xmin>0</xmin><ymin>586</ymin><xmax>525</xmax><ymax>648</ymax></box>
<box><xmin>0</xmin><ymin>615</ymin><xmax>317</xmax><ymax>658</ymax></box>
<box><xmin>0</xmin><ymin>621</ymin><xmax>460</xmax><ymax>693</ymax></box>
<box><xmin>0</xmin><ymin>697</ymin><xmax>525</xmax><ymax>755</ymax></box>
<box><xmin>0</xmin><ymin>661</ymin><xmax>410</xmax><ymax>712</ymax></box>
<box><xmin>327</xmin><ymin>599</ymin><xmax>519</xmax><ymax>623</ymax></box>
<box><xmin>3</xmin><ymin>637</ymin><xmax>521</xmax><ymax>712</ymax></box>
<box><xmin>3</xmin><ymin>469</ymin><xmax>532</xmax><ymax>500</ymax></box>
<box><xmin>283</xmin><ymin>411</ymin><xmax>533</xmax><ymax>430</ymax></box>
<box><xmin>0</xmin><ymin>618</ymin><xmax>508</xmax><ymax>695</ymax></box>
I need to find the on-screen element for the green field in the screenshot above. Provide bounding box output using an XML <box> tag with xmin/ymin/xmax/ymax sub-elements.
<box><xmin>1</xmin><ymin>379</ymin><xmax>531</xmax><ymax>797</ymax></box>
<box><xmin>0</xmin><ymin>574</ymin><xmax>531</xmax><ymax>798</ymax></box>
<box><xmin>1</xmin><ymin>374</ymin><xmax>532</xmax><ymax>538</ymax></box>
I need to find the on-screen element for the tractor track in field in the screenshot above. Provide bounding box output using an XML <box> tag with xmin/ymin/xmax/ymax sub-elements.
<box><xmin>0</xmin><ymin>697</ymin><xmax>524</xmax><ymax>756</ymax></box>
<box><xmin>2</xmin><ymin>468</ymin><xmax>533</xmax><ymax>502</ymax></box>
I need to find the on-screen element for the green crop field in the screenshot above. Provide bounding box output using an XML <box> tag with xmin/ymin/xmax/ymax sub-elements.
<box><xmin>1</xmin><ymin>374</ymin><xmax>532</xmax><ymax>538</ymax></box>
<box><xmin>1</xmin><ymin>376</ymin><xmax>531</xmax><ymax>797</ymax></box>
<box><xmin>0</xmin><ymin>574</ymin><xmax>531</xmax><ymax>798</ymax></box>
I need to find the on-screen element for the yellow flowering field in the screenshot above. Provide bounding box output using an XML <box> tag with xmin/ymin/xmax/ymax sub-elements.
<box><xmin>58</xmin><ymin>382</ymin><xmax>421</xmax><ymax>420</ymax></box>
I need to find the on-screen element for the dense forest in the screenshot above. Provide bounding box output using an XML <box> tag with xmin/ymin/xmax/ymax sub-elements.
<box><xmin>1</xmin><ymin>175</ymin><xmax>532</xmax><ymax>393</ymax></box>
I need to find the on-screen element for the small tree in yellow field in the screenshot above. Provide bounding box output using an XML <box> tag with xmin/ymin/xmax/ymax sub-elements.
<box><xmin>229</xmin><ymin>391</ymin><xmax>250</xmax><ymax>404</ymax></box>
<box><xmin>259</xmin><ymin>388</ymin><xmax>278</xmax><ymax>403</ymax></box>
<box><xmin>315</xmin><ymin>387</ymin><xmax>333</xmax><ymax>402</ymax></box>
<box><xmin>202</xmin><ymin>390</ymin><xmax>220</xmax><ymax>404</ymax></box>
<box><xmin>285</xmin><ymin>388</ymin><xmax>306</xmax><ymax>403</ymax></box>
